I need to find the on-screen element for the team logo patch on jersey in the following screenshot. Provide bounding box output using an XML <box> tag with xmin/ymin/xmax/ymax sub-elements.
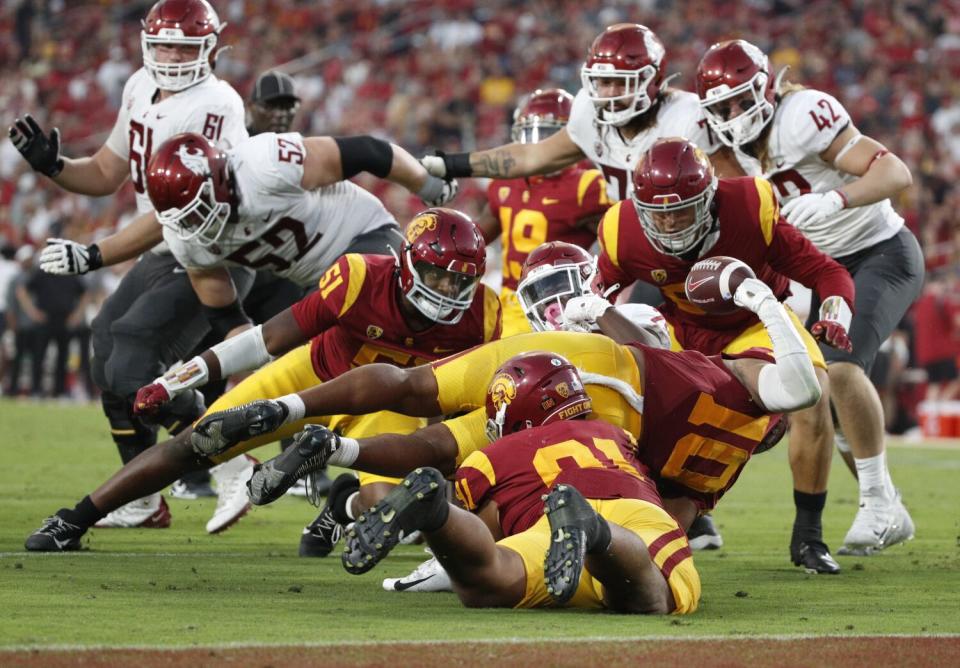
<box><xmin>651</xmin><ymin>269</ymin><xmax>668</xmax><ymax>284</ymax></box>
<box><xmin>366</xmin><ymin>325</ymin><xmax>383</xmax><ymax>340</ymax></box>
<box><xmin>498</xmin><ymin>187</ymin><xmax>511</xmax><ymax>202</ymax></box>
<box><xmin>405</xmin><ymin>212</ymin><xmax>438</xmax><ymax>243</ymax></box>
<box><xmin>489</xmin><ymin>372</ymin><xmax>517</xmax><ymax>410</ymax></box>
<box><xmin>177</xmin><ymin>144</ymin><xmax>211</xmax><ymax>176</ymax></box>
<box><xmin>595</xmin><ymin>141</ymin><xmax>603</xmax><ymax>157</ymax></box>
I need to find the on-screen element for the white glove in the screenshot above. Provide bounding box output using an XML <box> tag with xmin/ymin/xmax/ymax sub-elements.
<box><xmin>39</xmin><ymin>238</ymin><xmax>100</xmax><ymax>275</ymax></box>
<box><xmin>420</xmin><ymin>155</ymin><xmax>448</xmax><ymax>178</ymax></box>
<box><xmin>781</xmin><ymin>190</ymin><xmax>845</xmax><ymax>228</ymax></box>
<box><xmin>562</xmin><ymin>294</ymin><xmax>612</xmax><ymax>330</ymax></box>
<box><xmin>734</xmin><ymin>278</ymin><xmax>778</xmax><ymax>314</ymax></box>
<box><xmin>417</xmin><ymin>175</ymin><xmax>459</xmax><ymax>207</ymax></box>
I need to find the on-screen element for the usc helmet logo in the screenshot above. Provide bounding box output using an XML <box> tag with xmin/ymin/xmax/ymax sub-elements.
<box><xmin>405</xmin><ymin>213</ymin><xmax>439</xmax><ymax>243</ymax></box>
<box><xmin>488</xmin><ymin>372</ymin><xmax>517</xmax><ymax>410</ymax></box>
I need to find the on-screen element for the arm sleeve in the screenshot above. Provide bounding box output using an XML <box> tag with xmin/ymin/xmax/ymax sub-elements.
<box><xmin>767</xmin><ymin>218</ymin><xmax>855</xmax><ymax>308</ymax></box>
<box><xmin>289</xmin><ymin>254</ymin><xmax>366</xmax><ymax>337</ymax></box>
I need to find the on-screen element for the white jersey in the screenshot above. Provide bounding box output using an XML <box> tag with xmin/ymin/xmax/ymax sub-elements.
<box><xmin>734</xmin><ymin>89</ymin><xmax>903</xmax><ymax>257</ymax></box>
<box><xmin>566</xmin><ymin>87</ymin><xmax>718</xmax><ymax>201</ymax></box>
<box><xmin>105</xmin><ymin>68</ymin><xmax>247</xmax><ymax>215</ymax></box>
<box><xmin>163</xmin><ymin>132</ymin><xmax>397</xmax><ymax>287</ymax></box>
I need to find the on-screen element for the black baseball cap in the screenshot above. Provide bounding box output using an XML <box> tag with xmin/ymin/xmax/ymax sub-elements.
<box><xmin>251</xmin><ymin>70</ymin><xmax>300</xmax><ymax>104</ymax></box>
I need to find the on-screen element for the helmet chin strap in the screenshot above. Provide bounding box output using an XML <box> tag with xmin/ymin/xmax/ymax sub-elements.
<box><xmin>773</xmin><ymin>65</ymin><xmax>790</xmax><ymax>96</ymax></box>
<box><xmin>660</xmin><ymin>72</ymin><xmax>681</xmax><ymax>90</ymax></box>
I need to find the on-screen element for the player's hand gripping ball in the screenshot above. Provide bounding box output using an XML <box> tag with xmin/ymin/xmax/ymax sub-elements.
<box><xmin>684</xmin><ymin>256</ymin><xmax>756</xmax><ymax>315</ymax></box>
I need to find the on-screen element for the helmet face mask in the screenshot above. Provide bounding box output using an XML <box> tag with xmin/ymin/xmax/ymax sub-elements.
<box><xmin>581</xmin><ymin>64</ymin><xmax>659</xmax><ymax>127</ymax></box>
<box><xmin>516</xmin><ymin>242</ymin><xmax>596</xmax><ymax>332</ymax></box>
<box><xmin>398</xmin><ymin>209</ymin><xmax>486</xmax><ymax>326</ymax></box>
<box><xmin>155</xmin><ymin>177</ymin><xmax>231</xmax><ymax>246</ymax></box>
<box><xmin>141</xmin><ymin>0</ymin><xmax>222</xmax><ymax>92</ymax></box>
<box><xmin>511</xmin><ymin>88</ymin><xmax>573</xmax><ymax>144</ymax></box>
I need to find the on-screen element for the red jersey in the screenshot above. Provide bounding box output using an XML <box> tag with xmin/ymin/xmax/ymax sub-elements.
<box><xmin>597</xmin><ymin>176</ymin><xmax>855</xmax><ymax>354</ymax></box>
<box><xmin>634</xmin><ymin>343</ymin><xmax>779</xmax><ymax>510</ymax></box>
<box><xmin>290</xmin><ymin>254</ymin><xmax>502</xmax><ymax>380</ymax></box>
<box><xmin>488</xmin><ymin>164</ymin><xmax>609</xmax><ymax>291</ymax></box>
<box><xmin>454</xmin><ymin>420</ymin><xmax>657</xmax><ymax>537</ymax></box>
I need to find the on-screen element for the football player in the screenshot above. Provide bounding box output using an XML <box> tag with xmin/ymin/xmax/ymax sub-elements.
<box><xmin>476</xmin><ymin>89</ymin><xmax>610</xmax><ymax>336</ymax></box>
<box><xmin>8</xmin><ymin>0</ymin><xmax>257</xmax><ymax>534</ymax></box>
<box><xmin>695</xmin><ymin>40</ymin><xmax>921</xmax><ymax>556</ymax></box>
<box><xmin>339</xmin><ymin>351</ymin><xmax>699</xmax><ymax>614</ymax></box>
<box><xmin>422</xmin><ymin>24</ymin><xmax>742</xmax><ymax>204</ymax></box>
<box><xmin>189</xmin><ymin>273</ymin><xmax>822</xmax><ymax>557</ymax></box>
<box><xmin>24</xmin><ymin>209</ymin><xmax>502</xmax><ymax>553</ymax></box>
<box><xmin>589</xmin><ymin>137</ymin><xmax>855</xmax><ymax>573</ymax></box>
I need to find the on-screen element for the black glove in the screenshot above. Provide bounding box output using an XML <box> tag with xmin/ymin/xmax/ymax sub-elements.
<box><xmin>9</xmin><ymin>114</ymin><xmax>64</xmax><ymax>178</ymax></box>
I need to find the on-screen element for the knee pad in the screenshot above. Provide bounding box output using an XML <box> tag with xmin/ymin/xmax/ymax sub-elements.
<box><xmin>100</xmin><ymin>392</ymin><xmax>158</xmax><ymax>463</ymax></box>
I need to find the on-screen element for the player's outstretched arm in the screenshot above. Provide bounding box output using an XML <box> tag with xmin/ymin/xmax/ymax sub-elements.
<box><xmin>728</xmin><ymin>278</ymin><xmax>822</xmax><ymax>413</ymax></box>
<box><xmin>422</xmin><ymin>127</ymin><xmax>585</xmax><ymax>180</ymax></box>
<box><xmin>296</xmin><ymin>363</ymin><xmax>442</xmax><ymax>419</ymax></box>
<box><xmin>300</xmin><ymin>135</ymin><xmax>456</xmax><ymax>206</ymax></box>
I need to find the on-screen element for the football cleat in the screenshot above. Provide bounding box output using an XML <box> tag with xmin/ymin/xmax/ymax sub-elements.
<box><xmin>542</xmin><ymin>483</ymin><xmax>604</xmax><ymax>604</ymax></box>
<box><xmin>382</xmin><ymin>554</ymin><xmax>453</xmax><ymax>593</ymax></box>
<box><xmin>207</xmin><ymin>455</ymin><xmax>257</xmax><ymax>534</ymax></box>
<box><xmin>25</xmin><ymin>512</ymin><xmax>85</xmax><ymax>552</ymax></box>
<box><xmin>687</xmin><ymin>513</ymin><xmax>724</xmax><ymax>551</ymax></box>
<box><xmin>791</xmin><ymin>539</ymin><xmax>841</xmax><ymax>575</ymax></box>
<box><xmin>94</xmin><ymin>494</ymin><xmax>171</xmax><ymax>529</ymax></box>
<box><xmin>299</xmin><ymin>505</ymin><xmax>344</xmax><ymax>558</ymax></box>
<box><xmin>342</xmin><ymin>467</ymin><xmax>447</xmax><ymax>575</ymax></box>
<box><xmin>247</xmin><ymin>425</ymin><xmax>340</xmax><ymax>506</ymax></box>
<box><xmin>191</xmin><ymin>400</ymin><xmax>287</xmax><ymax>457</ymax></box>
<box><xmin>839</xmin><ymin>487</ymin><xmax>915</xmax><ymax>555</ymax></box>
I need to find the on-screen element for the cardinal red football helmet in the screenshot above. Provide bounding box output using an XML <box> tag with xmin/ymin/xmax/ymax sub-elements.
<box><xmin>399</xmin><ymin>208</ymin><xmax>485</xmax><ymax>325</ymax></box>
<box><xmin>485</xmin><ymin>351</ymin><xmax>592</xmax><ymax>440</ymax></box>
<box><xmin>580</xmin><ymin>23</ymin><xmax>666</xmax><ymax>127</ymax></box>
<box><xmin>141</xmin><ymin>0</ymin><xmax>224</xmax><ymax>91</ymax></box>
<box><xmin>516</xmin><ymin>242</ymin><xmax>597</xmax><ymax>332</ymax></box>
<box><xmin>511</xmin><ymin>89</ymin><xmax>573</xmax><ymax>144</ymax></box>
<box><xmin>632</xmin><ymin>137</ymin><xmax>718</xmax><ymax>256</ymax></box>
<box><xmin>146</xmin><ymin>132</ymin><xmax>231</xmax><ymax>246</ymax></box>
<box><xmin>696</xmin><ymin>40</ymin><xmax>779</xmax><ymax>147</ymax></box>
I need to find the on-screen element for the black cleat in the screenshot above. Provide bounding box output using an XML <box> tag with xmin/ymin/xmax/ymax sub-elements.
<box><xmin>687</xmin><ymin>513</ymin><xmax>724</xmax><ymax>551</ymax></box>
<box><xmin>542</xmin><ymin>484</ymin><xmax>604</xmax><ymax>605</ymax></box>
<box><xmin>191</xmin><ymin>399</ymin><xmax>288</xmax><ymax>457</ymax></box>
<box><xmin>300</xmin><ymin>506</ymin><xmax>344</xmax><ymax>558</ymax></box>
<box><xmin>791</xmin><ymin>539</ymin><xmax>841</xmax><ymax>575</ymax></box>
<box><xmin>342</xmin><ymin>467</ymin><xmax>447</xmax><ymax>575</ymax></box>
<box><xmin>25</xmin><ymin>512</ymin><xmax>85</xmax><ymax>552</ymax></box>
<box><xmin>246</xmin><ymin>425</ymin><xmax>341</xmax><ymax>506</ymax></box>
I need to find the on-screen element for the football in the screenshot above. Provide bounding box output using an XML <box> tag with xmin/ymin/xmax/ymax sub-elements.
<box><xmin>684</xmin><ymin>256</ymin><xmax>757</xmax><ymax>315</ymax></box>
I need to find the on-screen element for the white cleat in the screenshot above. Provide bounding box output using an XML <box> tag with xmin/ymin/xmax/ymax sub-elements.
<box><xmin>206</xmin><ymin>454</ymin><xmax>257</xmax><ymax>534</ymax></box>
<box><xmin>382</xmin><ymin>555</ymin><xmax>453</xmax><ymax>593</ymax></box>
<box><xmin>839</xmin><ymin>487</ymin><xmax>915</xmax><ymax>555</ymax></box>
<box><xmin>94</xmin><ymin>493</ymin><xmax>171</xmax><ymax>528</ymax></box>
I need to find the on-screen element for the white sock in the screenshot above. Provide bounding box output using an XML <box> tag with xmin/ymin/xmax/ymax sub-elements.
<box><xmin>344</xmin><ymin>491</ymin><xmax>359</xmax><ymax>521</ymax></box>
<box><xmin>854</xmin><ymin>453</ymin><xmax>890</xmax><ymax>497</ymax></box>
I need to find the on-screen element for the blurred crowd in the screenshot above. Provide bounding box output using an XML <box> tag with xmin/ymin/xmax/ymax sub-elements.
<box><xmin>0</xmin><ymin>0</ymin><xmax>959</xmax><ymax>434</ymax></box>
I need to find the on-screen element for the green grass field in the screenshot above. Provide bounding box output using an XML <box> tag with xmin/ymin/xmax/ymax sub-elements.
<box><xmin>1</xmin><ymin>400</ymin><xmax>959</xmax><ymax>656</ymax></box>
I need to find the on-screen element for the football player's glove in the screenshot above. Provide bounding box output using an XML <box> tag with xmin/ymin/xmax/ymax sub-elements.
<box><xmin>562</xmin><ymin>293</ymin><xmax>612</xmax><ymax>329</ymax></box>
<box><xmin>811</xmin><ymin>295</ymin><xmax>853</xmax><ymax>353</ymax></box>
<box><xmin>734</xmin><ymin>277</ymin><xmax>777</xmax><ymax>314</ymax></box>
<box><xmin>419</xmin><ymin>150</ymin><xmax>472</xmax><ymax>179</ymax></box>
<box><xmin>9</xmin><ymin>114</ymin><xmax>64</xmax><ymax>177</ymax></box>
<box><xmin>781</xmin><ymin>190</ymin><xmax>846</xmax><ymax>228</ymax></box>
<box><xmin>39</xmin><ymin>239</ymin><xmax>103</xmax><ymax>275</ymax></box>
<box><xmin>417</xmin><ymin>174</ymin><xmax>459</xmax><ymax>207</ymax></box>
<box><xmin>134</xmin><ymin>382</ymin><xmax>172</xmax><ymax>415</ymax></box>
